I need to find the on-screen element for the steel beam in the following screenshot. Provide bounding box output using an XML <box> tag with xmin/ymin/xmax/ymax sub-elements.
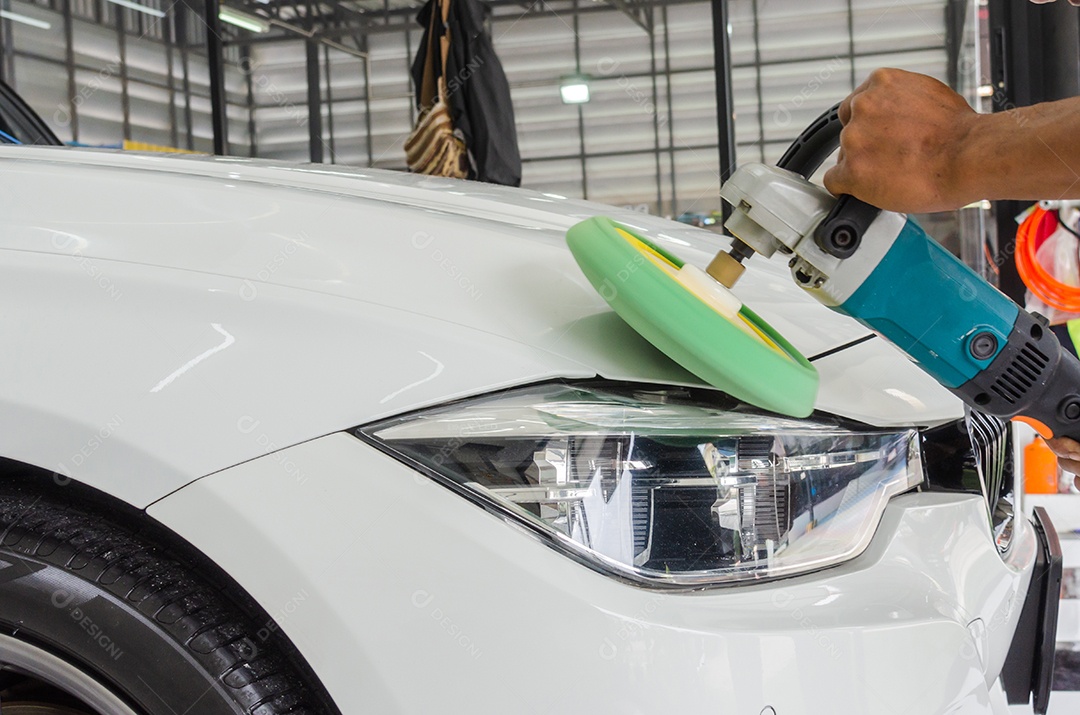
<box><xmin>751</xmin><ymin>0</ymin><xmax>763</xmax><ymax>162</ymax></box>
<box><xmin>323</xmin><ymin>43</ymin><xmax>336</xmax><ymax>163</ymax></box>
<box><xmin>845</xmin><ymin>0</ymin><xmax>856</xmax><ymax>90</ymax></box>
<box><xmin>222</xmin><ymin>0</ymin><xmax>710</xmax><ymax>46</ymax></box>
<box><xmin>649</xmin><ymin>3</ymin><xmax>661</xmax><ymax>212</ymax></box>
<box><xmin>606</xmin><ymin>0</ymin><xmax>651</xmax><ymax>33</ymax></box>
<box><xmin>404</xmin><ymin>22</ymin><xmax>415</xmax><ymax>126</ymax></box>
<box><xmin>573</xmin><ymin>0</ymin><xmax>586</xmax><ymax>199</ymax></box>
<box><xmin>945</xmin><ymin>0</ymin><xmax>967</xmax><ymax>89</ymax></box>
<box><xmin>662</xmin><ymin>3</ymin><xmax>677</xmax><ymax>217</ymax></box>
<box><xmin>306</xmin><ymin>37</ymin><xmax>323</xmax><ymax>163</ymax></box>
<box><xmin>116</xmin><ymin>6</ymin><xmax>131</xmax><ymax>140</ymax></box>
<box><xmin>63</xmin><ymin>0</ymin><xmax>79</xmax><ymax>142</ymax></box>
<box><xmin>204</xmin><ymin>0</ymin><xmax>229</xmax><ymax>154</ymax></box>
<box><xmin>165</xmin><ymin>15</ymin><xmax>178</xmax><ymax>148</ymax></box>
<box><xmin>1</xmin><ymin>0</ymin><xmax>14</xmax><ymax>86</ymax></box>
<box><xmin>177</xmin><ymin>0</ymin><xmax>194</xmax><ymax>150</ymax></box>
<box><xmin>361</xmin><ymin>31</ymin><xmax>372</xmax><ymax>166</ymax></box>
<box><xmin>242</xmin><ymin>43</ymin><xmax>256</xmax><ymax>156</ymax></box>
<box><xmin>710</xmin><ymin>0</ymin><xmax>736</xmax><ymax>221</ymax></box>
<box><xmin>518</xmin><ymin>138</ymin><xmax>796</xmax><ymax>165</ymax></box>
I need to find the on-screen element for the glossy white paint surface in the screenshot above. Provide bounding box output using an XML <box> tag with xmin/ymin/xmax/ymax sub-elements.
<box><xmin>0</xmin><ymin>146</ymin><xmax>1029</xmax><ymax>713</ymax></box>
<box><xmin>813</xmin><ymin>336</ymin><xmax>965</xmax><ymax>426</ymax></box>
<box><xmin>0</xmin><ymin>147</ymin><xmax>960</xmax><ymax>506</ymax></box>
<box><xmin>150</xmin><ymin>433</ymin><xmax>1035</xmax><ymax>715</ymax></box>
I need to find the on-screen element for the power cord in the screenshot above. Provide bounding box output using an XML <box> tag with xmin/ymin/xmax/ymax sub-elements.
<box><xmin>1059</xmin><ymin>210</ymin><xmax>1080</xmax><ymax>239</ymax></box>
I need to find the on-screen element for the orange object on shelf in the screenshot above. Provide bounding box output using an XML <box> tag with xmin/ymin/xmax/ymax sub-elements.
<box><xmin>1025</xmin><ymin>437</ymin><xmax>1060</xmax><ymax>494</ymax></box>
<box><xmin>1015</xmin><ymin>205</ymin><xmax>1080</xmax><ymax>312</ymax></box>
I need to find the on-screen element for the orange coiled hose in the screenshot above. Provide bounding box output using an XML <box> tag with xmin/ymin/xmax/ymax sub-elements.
<box><xmin>1015</xmin><ymin>205</ymin><xmax>1080</xmax><ymax>312</ymax></box>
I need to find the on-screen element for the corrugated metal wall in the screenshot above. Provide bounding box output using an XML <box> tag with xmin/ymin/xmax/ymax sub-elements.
<box><xmin>2</xmin><ymin>0</ymin><xmax>252</xmax><ymax>152</ymax></box>
<box><xmin>0</xmin><ymin>0</ymin><xmax>949</xmax><ymax>216</ymax></box>
<box><xmin>248</xmin><ymin>0</ymin><xmax>950</xmax><ymax>215</ymax></box>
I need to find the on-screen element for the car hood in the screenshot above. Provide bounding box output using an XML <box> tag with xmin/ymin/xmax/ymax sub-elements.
<box><xmin>0</xmin><ymin>147</ymin><xmax>960</xmax><ymax>506</ymax></box>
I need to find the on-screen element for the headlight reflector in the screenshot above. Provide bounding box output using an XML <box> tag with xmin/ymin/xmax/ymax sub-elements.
<box><xmin>360</xmin><ymin>383</ymin><xmax>923</xmax><ymax>587</ymax></box>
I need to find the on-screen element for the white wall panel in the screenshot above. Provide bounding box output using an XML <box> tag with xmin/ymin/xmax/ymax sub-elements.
<box><xmin>10</xmin><ymin>4</ymin><xmax>62</xmax><ymax>61</ymax></box>
<box><xmin>852</xmin><ymin>1</ymin><xmax>945</xmax><ymax>54</ymax></box>
<box><xmin>673</xmin><ymin>144</ymin><xmax>721</xmax><ymax>213</ymax></box>
<box><xmin>577</xmin><ymin>11</ymin><xmax>654</xmax><ymax>78</ymax></box>
<box><xmin>756</xmin><ymin>0</ymin><xmax>850</xmax><ymax>63</ymax></box>
<box><xmin>520</xmin><ymin>156</ymin><xmax>582</xmax><ymax>195</ymax></box>
<box><xmin>585</xmin><ymin>152</ymin><xmax>659</xmax><ymax>208</ymax></box>
<box><xmin>493</xmin><ymin>14</ymin><xmax>576</xmax><ymax>84</ymax></box>
<box><xmin>13</xmin><ymin>56</ymin><xmax>70</xmax><ymax>138</ymax></box>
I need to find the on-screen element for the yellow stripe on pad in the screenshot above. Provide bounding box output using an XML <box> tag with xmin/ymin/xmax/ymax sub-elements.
<box><xmin>616</xmin><ymin>228</ymin><xmax>680</xmax><ymax>273</ymax></box>
<box><xmin>738</xmin><ymin>313</ymin><xmax>785</xmax><ymax>354</ymax></box>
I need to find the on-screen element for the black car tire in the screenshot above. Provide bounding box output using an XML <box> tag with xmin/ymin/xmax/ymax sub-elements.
<box><xmin>0</xmin><ymin>478</ymin><xmax>333</xmax><ymax>715</ymax></box>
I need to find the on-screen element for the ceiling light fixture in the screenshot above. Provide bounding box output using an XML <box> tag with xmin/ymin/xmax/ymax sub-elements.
<box><xmin>104</xmin><ymin>0</ymin><xmax>166</xmax><ymax>18</ymax></box>
<box><xmin>560</xmin><ymin>76</ymin><xmax>590</xmax><ymax>105</ymax></box>
<box><xmin>219</xmin><ymin>5</ymin><xmax>271</xmax><ymax>33</ymax></box>
<box><xmin>0</xmin><ymin>9</ymin><xmax>51</xmax><ymax>29</ymax></box>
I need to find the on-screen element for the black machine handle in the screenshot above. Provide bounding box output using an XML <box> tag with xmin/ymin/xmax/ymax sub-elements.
<box><xmin>776</xmin><ymin>103</ymin><xmax>844</xmax><ymax>180</ymax></box>
<box><xmin>774</xmin><ymin>103</ymin><xmax>881</xmax><ymax>259</ymax></box>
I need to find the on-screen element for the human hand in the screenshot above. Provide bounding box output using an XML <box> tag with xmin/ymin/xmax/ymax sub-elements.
<box><xmin>1047</xmin><ymin>436</ymin><xmax>1080</xmax><ymax>488</ymax></box>
<box><xmin>822</xmin><ymin>68</ymin><xmax>981</xmax><ymax>213</ymax></box>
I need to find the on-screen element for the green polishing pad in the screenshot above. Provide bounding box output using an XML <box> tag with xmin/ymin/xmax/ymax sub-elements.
<box><xmin>566</xmin><ymin>216</ymin><xmax>818</xmax><ymax>417</ymax></box>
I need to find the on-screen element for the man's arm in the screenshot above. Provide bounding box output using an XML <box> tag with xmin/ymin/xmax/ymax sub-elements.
<box><xmin>823</xmin><ymin>68</ymin><xmax>1080</xmax><ymax>213</ymax></box>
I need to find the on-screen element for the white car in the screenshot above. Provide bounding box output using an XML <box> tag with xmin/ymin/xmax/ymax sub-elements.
<box><xmin>0</xmin><ymin>139</ymin><xmax>1059</xmax><ymax>715</ymax></box>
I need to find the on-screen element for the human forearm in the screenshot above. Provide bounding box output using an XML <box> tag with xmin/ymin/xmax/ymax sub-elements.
<box><xmin>957</xmin><ymin>97</ymin><xmax>1080</xmax><ymax>205</ymax></box>
<box><xmin>824</xmin><ymin>69</ymin><xmax>1080</xmax><ymax>213</ymax></box>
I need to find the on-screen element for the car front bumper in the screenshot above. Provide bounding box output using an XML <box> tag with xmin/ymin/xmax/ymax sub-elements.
<box><xmin>149</xmin><ymin>431</ymin><xmax>1041</xmax><ymax>715</ymax></box>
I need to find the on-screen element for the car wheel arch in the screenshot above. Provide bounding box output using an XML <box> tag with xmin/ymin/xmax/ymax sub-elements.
<box><xmin>0</xmin><ymin>456</ymin><xmax>342</xmax><ymax>715</ymax></box>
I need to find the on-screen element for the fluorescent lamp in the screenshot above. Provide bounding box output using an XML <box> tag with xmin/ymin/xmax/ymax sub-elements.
<box><xmin>560</xmin><ymin>78</ymin><xmax>590</xmax><ymax>105</ymax></box>
<box><xmin>0</xmin><ymin>10</ymin><xmax>51</xmax><ymax>29</ymax></box>
<box><xmin>104</xmin><ymin>0</ymin><xmax>166</xmax><ymax>18</ymax></box>
<box><xmin>219</xmin><ymin>6</ymin><xmax>270</xmax><ymax>33</ymax></box>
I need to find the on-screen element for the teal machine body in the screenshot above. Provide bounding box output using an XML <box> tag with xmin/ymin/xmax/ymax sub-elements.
<box><xmin>838</xmin><ymin>218</ymin><xmax>1018</xmax><ymax>390</ymax></box>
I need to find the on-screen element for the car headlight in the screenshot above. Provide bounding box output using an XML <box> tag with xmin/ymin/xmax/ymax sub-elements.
<box><xmin>359</xmin><ymin>382</ymin><xmax>924</xmax><ymax>587</ymax></box>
